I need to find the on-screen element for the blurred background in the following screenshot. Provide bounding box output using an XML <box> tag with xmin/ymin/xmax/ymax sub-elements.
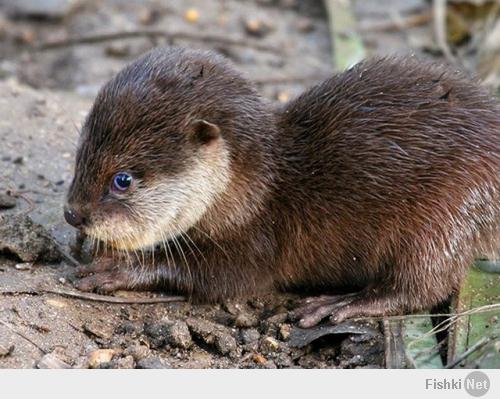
<box><xmin>0</xmin><ymin>0</ymin><xmax>498</xmax><ymax>102</ymax></box>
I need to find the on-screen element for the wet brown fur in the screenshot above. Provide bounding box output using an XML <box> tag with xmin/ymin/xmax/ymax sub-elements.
<box><xmin>67</xmin><ymin>48</ymin><xmax>499</xmax><ymax>321</ymax></box>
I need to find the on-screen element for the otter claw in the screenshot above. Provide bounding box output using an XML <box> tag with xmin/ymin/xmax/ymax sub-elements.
<box><xmin>74</xmin><ymin>270</ymin><xmax>132</xmax><ymax>293</ymax></box>
<box><xmin>293</xmin><ymin>293</ymin><xmax>361</xmax><ymax>328</ymax></box>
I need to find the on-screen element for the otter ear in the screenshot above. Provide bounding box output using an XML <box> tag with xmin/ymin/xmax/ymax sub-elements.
<box><xmin>190</xmin><ymin>119</ymin><xmax>221</xmax><ymax>145</ymax></box>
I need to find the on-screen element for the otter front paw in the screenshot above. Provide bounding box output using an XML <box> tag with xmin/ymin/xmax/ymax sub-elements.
<box><xmin>73</xmin><ymin>259</ymin><xmax>137</xmax><ymax>294</ymax></box>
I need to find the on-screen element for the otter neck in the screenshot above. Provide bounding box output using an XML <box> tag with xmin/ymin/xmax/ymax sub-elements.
<box><xmin>194</xmin><ymin>110</ymin><xmax>280</xmax><ymax>241</ymax></box>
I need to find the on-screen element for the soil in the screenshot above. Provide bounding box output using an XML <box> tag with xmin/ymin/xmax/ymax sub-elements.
<box><xmin>0</xmin><ymin>0</ymin><xmax>495</xmax><ymax>368</ymax></box>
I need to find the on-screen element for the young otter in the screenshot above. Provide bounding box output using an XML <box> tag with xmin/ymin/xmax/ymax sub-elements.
<box><xmin>64</xmin><ymin>47</ymin><xmax>499</xmax><ymax>327</ymax></box>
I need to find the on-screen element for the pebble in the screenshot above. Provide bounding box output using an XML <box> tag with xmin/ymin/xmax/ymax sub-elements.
<box><xmin>165</xmin><ymin>320</ymin><xmax>192</xmax><ymax>349</ymax></box>
<box><xmin>0</xmin><ymin>344</ymin><xmax>14</xmax><ymax>357</ymax></box>
<box><xmin>235</xmin><ymin>312</ymin><xmax>258</xmax><ymax>328</ymax></box>
<box><xmin>136</xmin><ymin>357</ymin><xmax>171</xmax><ymax>369</ymax></box>
<box><xmin>88</xmin><ymin>349</ymin><xmax>115</xmax><ymax>369</ymax></box>
<box><xmin>240</xmin><ymin>328</ymin><xmax>260</xmax><ymax>344</ymax></box>
<box><xmin>278</xmin><ymin>324</ymin><xmax>292</xmax><ymax>341</ymax></box>
<box><xmin>252</xmin><ymin>353</ymin><xmax>267</xmax><ymax>365</ymax></box>
<box><xmin>116</xmin><ymin>355</ymin><xmax>135</xmax><ymax>369</ymax></box>
<box><xmin>144</xmin><ymin>321</ymin><xmax>170</xmax><ymax>349</ymax></box>
<box><xmin>184</xmin><ymin>8</ymin><xmax>199</xmax><ymax>23</ymax></box>
<box><xmin>276</xmin><ymin>92</ymin><xmax>290</xmax><ymax>103</ymax></box>
<box><xmin>243</xmin><ymin>17</ymin><xmax>273</xmax><ymax>38</ymax></box>
<box><xmin>260</xmin><ymin>336</ymin><xmax>280</xmax><ymax>353</ymax></box>
<box><xmin>0</xmin><ymin>214</ymin><xmax>61</xmax><ymax>262</ymax></box>
<box><xmin>123</xmin><ymin>344</ymin><xmax>151</xmax><ymax>361</ymax></box>
<box><xmin>83</xmin><ymin>320</ymin><xmax>113</xmax><ymax>340</ymax></box>
<box><xmin>14</xmin><ymin>262</ymin><xmax>32</xmax><ymax>270</ymax></box>
<box><xmin>105</xmin><ymin>43</ymin><xmax>130</xmax><ymax>58</ymax></box>
<box><xmin>186</xmin><ymin>318</ymin><xmax>238</xmax><ymax>357</ymax></box>
<box><xmin>37</xmin><ymin>353</ymin><xmax>71</xmax><ymax>369</ymax></box>
<box><xmin>0</xmin><ymin>192</ymin><xmax>16</xmax><ymax>209</ymax></box>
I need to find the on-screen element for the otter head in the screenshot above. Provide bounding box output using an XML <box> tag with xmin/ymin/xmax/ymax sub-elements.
<box><xmin>64</xmin><ymin>47</ymin><xmax>259</xmax><ymax>251</ymax></box>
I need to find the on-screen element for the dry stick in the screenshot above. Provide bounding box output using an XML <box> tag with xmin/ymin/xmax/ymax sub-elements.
<box><xmin>48</xmin><ymin>237</ymin><xmax>81</xmax><ymax>268</ymax></box>
<box><xmin>33</xmin><ymin>30</ymin><xmax>282</xmax><ymax>54</ymax></box>
<box><xmin>406</xmin><ymin>304</ymin><xmax>500</xmax><ymax>348</ymax></box>
<box><xmin>357</xmin><ymin>9</ymin><xmax>432</xmax><ymax>33</ymax></box>
<box><xmin>433</xmin><ymin>0</ymin><xmax>458</xmax><ymax>65</ymax></box>
<box><xmin>5</xmin><ymin>189</ymin><xmax>35</xmax><ymax>214</ymax></box>
<box><xmin>0</xmin><ymin>319</ymin><xmax>47</xmax><ymax>354</ymax></box>
<box><xmin>40</xmin><ymin>287</ymin><xmax>185</xmax><ymax>304</ymax></box>
<box><xmin>475</xmin><ymin>0</ymin><xmax>500</xmax><ymax>59</ymax></box>
<box><xmin>445</xmin><ymin>337</ymin><xmax>492</xmax><ymax>369</ymax></box>
<box><xmin>253</xmin><ymin>74</ymin><xmax>327</xmax><ymax>85</ymax></box>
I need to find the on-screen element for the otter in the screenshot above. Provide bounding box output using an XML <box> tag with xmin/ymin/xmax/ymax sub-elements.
<box><xmin>64</xmin><ymin>47</ymin><xmax>499</xmax><ymax>327</ymax></box>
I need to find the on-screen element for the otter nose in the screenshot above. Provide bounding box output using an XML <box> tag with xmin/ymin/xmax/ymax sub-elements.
<box><xmin>64</xmin><ymin>206</ymin><xmax>86</xmax><ymax>228</ymax></box>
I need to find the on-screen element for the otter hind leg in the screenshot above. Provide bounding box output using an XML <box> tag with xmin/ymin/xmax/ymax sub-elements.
<box><xmin>293</xmin><ymin>245</ymin><xmax>469</xmax><ymax>328</ymax></box>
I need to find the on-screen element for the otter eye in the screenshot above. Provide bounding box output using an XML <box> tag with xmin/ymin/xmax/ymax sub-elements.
<box><xmin>112</xmin><ymin>172</ymin><xmax>132</xmax><ymax>192</ymax></box>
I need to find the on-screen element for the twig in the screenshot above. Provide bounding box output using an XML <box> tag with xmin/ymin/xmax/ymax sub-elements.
<box><xmin>475</xmin><ymin>0</ymin><xmax>500</xmax><ymax>60</ymax></box>
<box><xmin>407</xmin><ymin>304</ymin><xmax>500</xmax><ymax>347</ymax></box>
<box><xmin>6</xmin><ymin>189</ymin><xmax>35</xmax><ymax>214</ymax></box>
<box><xmin>357</xmin><ymin>10</ymin><xmax>432</xmax><ymax>33</ymax></box>
<box><xmin>1</xmin><ymin>288</ymin><xmax>185</xmax><ymax>305</ymax></box>
<box><xmin>48</xmin><ymin>237</ymin><xmax>81</xmax><ymax>267</ymax></box>
<box><xmin>433</xmin><ymin>0</ymin><xmax>457</xmax><ymax>64</ymax></box>
<box><xmin>40</xmin><ymin>287</ymin><xmax>185</xmax><ymax>304</ymax></box>
<box><xmin>253</xmin><ymin>74</ymin><xmax>327</xmax><ymax>85</ymax></box>
<box><xmin>445</xmin><ymin>337</ymin><xmax>492</xmax><ymax>369</ymax></box>
<box><xmin>33</xmin><ymin>30</ymin><xmax>282</xmax><ymax>54</ymax></box>
<box><xmin>0</xmin><ymin>319</ymin><xmax>47</xmax><ymax>354</ymax></box>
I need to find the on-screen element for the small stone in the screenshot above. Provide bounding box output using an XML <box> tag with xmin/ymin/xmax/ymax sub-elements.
<box><xmin>136</xmin><ymin>357</ymin><xmax>170</xmax><ymax>369</ymax></box>
<box><xmin>252</xmin><ymin>353</ymin><xmax>267</xmax><ymax>365</ymax></box>
<box><xmin>116</xmin><ymin>355</ymin><xmax>135</xmax><ymax>369</ymax></box>
<box><xmin>144</xmin><ymin>321</ymin><xmax>170</xmax><ymax>348</ymax></box>
<box><xmin>243</xmin><ymin>17</ymin><xmax>273</xmax><ymax>38</ymax></box>
<box><xmin>166</xmin><ymin>320</ymin><xmax>192</xmax><ymax>349</ymax></box>
<box><xmin>184</xmin><ymin>8</ymin><xmax>199</xmax><ymax>23</ymax></box>
<box><xmin>235</xmin><ymin>312</ymin><xmax>258</xmax><ymax>328</ymax></box>
<box><xmin>88</xmin><ymin>349</ymin><xmax>115</xmax><ymax>369</ymax></box>
<box><xmin>276</xmin><ymin>92</ymin><xmax>290</xmax><ymax>103</ymax></box>
<box><xmin>278</xmin><ymin>324</ymin><xmax>291</xmax><ymax>341</ymax></box>
<box><xmin>274</xmin><ymin>352</ymin><xmax>293</xmax><ymax>368</ymax></box>
<box><xmin>240</xmin><ymin>328</ymin><xmax>260</xmax><ymax>344</ymax></box>
<box><xmin>37</xmin><ymin>353</ymin><xmax>71</xmax><ymax>369</ymax></box>
<box><xmin>0</xmin><ymin>214</ymin><xmax>61</xmax><ymax>262</ymax></box>
<box><xmin>0</xmin><ymin>344</ymin><xmax>14</xmax><ymax>357</ymax></box>
<box><xmin>58</xmin><ymin>277</ymin><xmax>66</xmax><ymax>284</ymax></box>
<box><xmin>184</xmin><ymin>352</ymin><xmax>212</xmax><ymax>368</ymax></box>
<box><xmin>123</xmin><ymin>344</ymin><xmax>150</xmax><ymax>361</ymax></box>
<box><xmin>260</xmin><ymin>336</ymin><xmax>280</xmax><ymax>353</ymax></box>
<box><xmin>186</xmin><ymin>318</ymin><xmax>238</xmax><ymax>357</ymax></box>
<box><xmin>261</xmin><ymin>312</ymin><xmax>288</xmax><ymax>336</ymax></box>
<box><xmin>116</xmin><ymin>321</ymin><xmax>141</xmax><ymax>335</ymax></box>
<box><xmin>0</xmin><ymin>193</ymin><xmax>16</xmax><ymax>209</ymax></box>
<box><xmin>105</xmin><ymin>43</ymin><xmax>130</xmax><ymax>58</ymax></box>
<box><xmin>83</xmin><ymin>320</ymin><xmax>113</xmax><ymax>340</ymax></box>
<box><xmin>14</xmin><ymin>262</ymin><xmax>32</xmax><ymax>270</ymax></box>
<box><xmin>46</xmin><ymin>298</ymin><xmax>67</xmax><ymax>308</ymax></box>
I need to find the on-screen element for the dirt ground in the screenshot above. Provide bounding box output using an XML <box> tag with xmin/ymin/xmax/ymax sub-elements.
<box><xmin>0</xmin><ymin>0</ymin><xmax>498</xmax><ymax>368</ymax></box>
